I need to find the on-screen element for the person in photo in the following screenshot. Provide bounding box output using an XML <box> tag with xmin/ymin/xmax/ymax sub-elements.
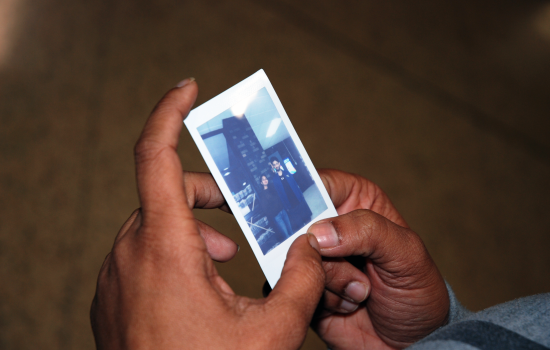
<box><xmin>259</xmin><ymin>175</ymin><xmax>293</xmax><ymax>239</ymax></box>
<box><xmin>269</xmin><ymin>157</ymin><xmax>312</xmax><ymax>228</ymax></box>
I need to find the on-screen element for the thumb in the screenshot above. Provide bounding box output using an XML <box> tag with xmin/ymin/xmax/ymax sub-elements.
<box><xmin>308</xmin><ymin>209</ymin><xmax>442</xmax><ymax>289</ymax></box>
<box><xmin>308</xmin><ymin>209</ymin><xmax>426</xmax><ymax>270</ymax></box>
<box><xmin>266</xmin><ymin>234</ymin><xmax>325</xmax><ymax>335</ymax></box>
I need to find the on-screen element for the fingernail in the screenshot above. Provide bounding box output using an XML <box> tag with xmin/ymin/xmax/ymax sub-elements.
<box><xmin>237</xmin><ymin>244</ymin><xmax>240</xmax><ymax>252</ymax></box>
<box><xmin>345</xmin><ymin>281</ymin><xmax>368</xmax><ymax>303</ymax></box>
<box><xmin>308</xmin><ymin>221</ymin><xmax>339</xmax><ymax>249</ymax></box>
<box><xmin>340</xmin><ymin>299</ymin><xmax>359</xmax><ymax>313</ymax></box>
<box><xmin>176</xmin><ymin>77</ymin><xmax>195</xmax><ymax>88</ymax></box>
<box><xmin>307</xmin><ymin>233</ymin><xmax>321</xmax><ymax>253</ymax></box>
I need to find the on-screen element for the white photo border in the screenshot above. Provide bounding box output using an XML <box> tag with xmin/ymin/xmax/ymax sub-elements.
<box><xmin>184</xmin><ymin>69</ymin><xmax>337</xmax><ymax>287</ymax></box>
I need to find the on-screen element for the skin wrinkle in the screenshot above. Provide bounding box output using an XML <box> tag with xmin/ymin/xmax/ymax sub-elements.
<box><xmin>359</xmin><ymin>176</ymin><xmax>381</xmax><ymax>212</ymax></box>
<box><xmin>345</xmin><ymin>173</ymin><xmax>365</xmax><ymax>209</ymax></box>
<box><xmin>345</xmin><ymin>176</ymin><xmax>370</xmax><ymax>214</ymax></box>
<box><xmin>134</xmin><ymin>224</ymin><xmax>204</xmax><ymax>256</ymax></box>
<box><xmin>370</xmin><ymin>214</ymin><xmax>392</xmax><ymax>261</ymax></box>
<box><xmin>183</xmin><ymin>173</ymin><xmax>200</xmax><ymax>209</ymax></box>
<box><xmin>372</xmin><ymin>258</ymin><xmax>440</xmax><ymax>291</ymax></box>
<box><xmin>134</xmin><ymin>138</ymin><xmax>176</xmax><ymax>166</ymax></box>
<box><xmin>369</xmin><ymin>291</ymin><xmax>446</xmax><ymax>342</ymax></box>
<box><xmin>184</xmin><ymin>173</ymin><xmax>216</xmax><ymax>208</ymax></box>
<box><xmin>131</xmin><ymin>235</ymin><xmax>209</xmax><ymax>280</ymax></box>
<box><xmin>195</xmin><ymin>181</ymin><xmax>217</xmax><ymax>208</ymax></box>
<box><xmin>370</xmin><ymin>307</ymin><xmax>423</xmax><ymax>345</ymax></box>
<box><xmin>365</xmin><ymin>223</ymin><xmax>434</xmax><ymax>285</ymax></box>
<box><xmin>374</xmin><ymin>249</ymin><xmax>425</xmax><ymax>282</ymax></box>
<box><xmin>372</xmin><ymin>292</ymin><xmax>431</xmax><ymax>321</ymax></box>
<box><xmin>135</xmin><ymin>146</ymin><xmax>189</xmax><ymax>213</ymax></box>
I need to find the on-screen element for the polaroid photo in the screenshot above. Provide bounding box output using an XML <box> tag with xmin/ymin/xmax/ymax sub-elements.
<box><xmin>185</xmin><ymin>70</ymin><xmax>337</xmax><ymax>287</ymax></box>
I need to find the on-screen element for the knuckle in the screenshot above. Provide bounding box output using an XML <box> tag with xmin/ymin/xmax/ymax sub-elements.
<box><xmin>347</xmin><ymin>209</ymin><xmax>379</xmax><ymax>241</ymax></box>
<box><xmin>149</xmin><ymin>96</ymin><xmax>174</xmax><ymax>117</ymax></box>
<box><xmin>322</xmin><ymin>261</ymin><xmax>347</xmax><ymax>291</ymax></box>
<box><xmin>181</xmin><ymin>172</ymin><xmax>197</xmax><ymax>207</ymax></box>
<box><xmin>305</xmin><ymin>254</ymin><xmax>325</xmax><ymax>279</ymax></box>
<box><xmin>287</xmin><ymin>253</ymin><xmax>325</xmax><ymax>287</ymax></box>
<box><xmin>323</xmin><ymin>261</ymin><xmax>337</xmax><ymax>281</ymax></box>
<box><xmin>134</xmin><ymin>139</ymin><xmax>164</xmax><ymax>164</ymax></box>
<box><xmin>364</xmin><ymin>210</ymin><xmax>386</xmax><ymax>237</ymax></box>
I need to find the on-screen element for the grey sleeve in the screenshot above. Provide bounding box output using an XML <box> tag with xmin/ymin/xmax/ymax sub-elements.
<box><xmin>445</xmin><ymin>281</ymin><xmax>474</xmax><ymax>324</ymax></box>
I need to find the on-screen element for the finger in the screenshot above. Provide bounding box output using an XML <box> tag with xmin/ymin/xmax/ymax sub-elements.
<box><xmin>181</xmin><ymin>171</ymin><xmax>237</xmax><ymax>260</ymax></box>
<box><xmin>182</xmin><ymin>172</ymin><xmax>231</xmax><ymax>213</ymax></box>
<box><xmin>134</xmin><ymin>79</ymin><xmax>198</xmax><ymax>228</ymax></box>
<box><xmin>323</xmin><ymin>258</ymin><xmax>371</xmax><ymax>304</ymax></box>
<box><xmin>321</xmin><ymin>289</ymin><xmax>360</xmax><ymax>314</ymax></box>
<box><xmin>196</xmin><ymin>219</ymin><xmax>239</xmax><ymax>262</ymax></box>
<box><xmin>318</xmin><ymin>169</ymin><xmax>408</xmax><ymax>227</ymax></box>
<box><xmin>308</xmin><ymin>210</ymin><xmax>432</xmax><ymax>281</ymax></box>
<box><xmin>267</xmin><ymin>234</ymin><xmax>325</xmax><ymax>324</ymax></box>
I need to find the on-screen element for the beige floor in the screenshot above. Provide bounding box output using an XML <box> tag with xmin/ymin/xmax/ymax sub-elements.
<box><xmin>1</xmin><ymin>0</ymin><xmax>550</xmax><ymax>348</ymax></box>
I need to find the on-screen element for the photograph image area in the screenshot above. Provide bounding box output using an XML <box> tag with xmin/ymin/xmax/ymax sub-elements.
<box><xmin>198</xmin><ymin>88</ymin><xmax>327</xmax><ymax>255</ymax></box>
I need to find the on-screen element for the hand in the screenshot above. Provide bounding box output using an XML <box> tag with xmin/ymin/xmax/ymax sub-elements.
<box><xmin>90</xmin><ymin>79</ymin><xmax>326</xmax><ymax>349</ymax></box>
<box><xmin>309</xmin><ymin>170</ymin><xmax>449</xmax><ymax>349</ymax></box>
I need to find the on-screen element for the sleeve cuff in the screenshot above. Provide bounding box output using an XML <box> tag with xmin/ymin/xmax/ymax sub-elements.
<box><xmin>445</xmin><ymin>281</ymin><xmax>474</xmax><ymax>324</ymax></box>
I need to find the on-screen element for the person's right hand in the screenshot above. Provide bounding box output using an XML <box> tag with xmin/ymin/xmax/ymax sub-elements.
<box><xmin>310</xmin><ymin>169</ymin><xmax>449</xmax><ymax>350</ymax></box>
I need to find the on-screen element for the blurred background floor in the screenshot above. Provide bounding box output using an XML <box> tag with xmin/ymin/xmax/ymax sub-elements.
<box><xmin>1</xmin><ymin>0</ymin><xmax>550</xmax><ymax>348</ymax></box>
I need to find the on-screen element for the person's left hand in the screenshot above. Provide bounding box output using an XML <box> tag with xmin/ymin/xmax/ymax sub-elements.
<box><xmin>307</xmin><ymin>170</ymin><xmax>449</xmax><ymax>349</ymax></box>
<box><xmin>90</xmin><ymin>79</ymin><xmax>326</xmax><ymax>349</ymax></box>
